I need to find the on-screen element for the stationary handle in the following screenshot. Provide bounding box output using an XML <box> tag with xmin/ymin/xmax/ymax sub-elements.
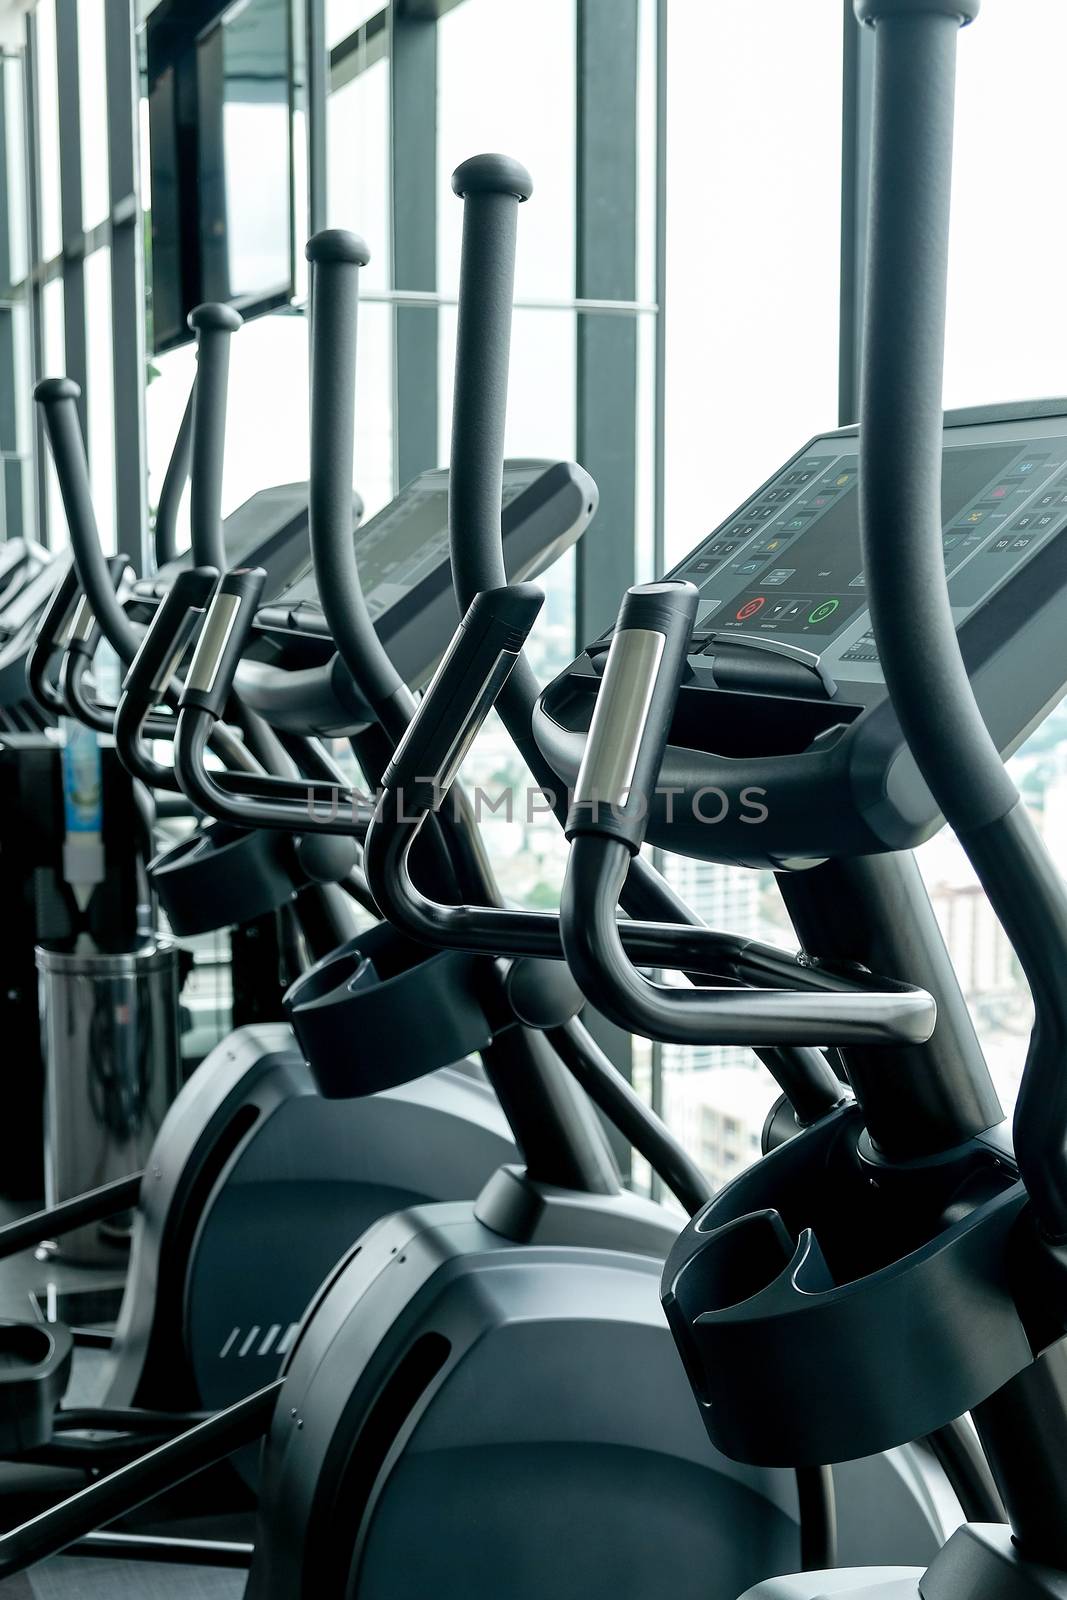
<box><xmin>64</xmin><ymin>554</ymin><xmax>129</xmax><ymax>663</ymax></box>
<box><xmin>304</xmin><ymin>231</ymin><xmax>408</xmax><ymax>730</ymax></box>
<box><xmin>181</xmin><ymin>566</ymin><xmax>266</xmax><ymax>720</ymax></box>
<box><xmin>384</xmin><ymin>583</ymin><xmax>544</xmax><ymax>803</ymax></box>
<box><xmin>26</xmin><ymin>552</ymin><xmax>81</xmax><ymax>714</ymax></box>
<box><xmin>34</xmin><ymin>378</ymin><xmax>141</xmax><ymax>665</ymax></box>
<box><xmin>447</xmin><ymin>155</ymin><xmax>532</xmax><ymax>613</ymax></box>
<box><xmin>567</xmin><ymin>582</ymin><xmax>698</xmax><ymax>855</ymax></box>
<box><xmin>187</xmin><ymin>303</ymin><xmax>242</xmax><ymax>572</ymax></box>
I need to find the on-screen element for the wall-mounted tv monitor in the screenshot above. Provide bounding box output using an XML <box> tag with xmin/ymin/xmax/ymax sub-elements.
<box><xmin>146</xmin><ymin>0</ymin><xmax>294</xmax><ymax>352</ymax></box>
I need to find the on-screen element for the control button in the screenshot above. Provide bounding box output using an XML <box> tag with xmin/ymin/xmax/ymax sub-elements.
<box><xmin>833</xmin><ymin>471</ymin><xmax>854</xmax><ymax>488</ymax></box>
<box><xmin>707</xmin><ymin>540</ymin><xmax>739</xmax><ymax>556</ymax></box>
<box><xmin>784</xmin><ymin>470</ymin><xmax>816</xmax><ymax>486</ymax></box>
<box><xmin>735</xmin><ymin>597</ymin><xmax>766</xmax><ymax>622</ymax></box>
<box><xmin>763</xmin><ymin>568</ymin><xmax>796</xmax><ymax>585</ymax></box>
<box><xmin>1035</xmin><ymin>514</ymin><xmax>1056</xmax><ymax>528</ymax></box>
<box><xmin>989</xmin><ymin>485</ymin><xmax>1011</xmax><ymax>500</ymax></box>
<box><xmin>1011</xmin><ymin>537</ymin><xmax>1033</xmax><ymax>550</ymax></box>
<box><xmin>991</xmin><ymin>538</ymin><xmax>1013</xmax><ymax>552</ymax></box>
<box><xmin>691</xmin><ymin>558</ymin><xmax>715</xmax><ymax>573</ymax></box>
<box><xmin>963</xmin><ymin>510</ymin><xmax>985</xmax><ymax>525</ymax></box>
<box><xmin>785</xmin><ymin>515</ymin><xmax>812</xmax><ymax>530</ymax></box>
<box><xmin>808</xmin><ymin>599</ymin><xmax>840</xmax><ymax>625</ymax></box>
<box><xmin>750</xmin><ymin>505</ymin><xmax>775</xmax><ymax>520</ymax></box>
<box><xmin>730</xmin><ymin>523</ymin><xmax>757</xmax><ymax>537</ymax></box>
<box><xmin>762</xmin><ymin>488</ymin><xmax>793</xmax><ymax>504</ymax></box>
<box><xmin>1012</xmin><ymin>516</ymin><xmax>1034</xmax><ymax>530</ymax></box>
<box><xmin>759</xmin><ymin>537</ymin><xmax>785</xmax><ymax>553</ymax></box>
<box><xmin>1010</xmin><ymin>457</ymin><xmax>1048</xmax><ymax>477</ymax></box>
<box><xmin>849</xmin><ymin>572</ymin><xmax>866</xmax><ymax>587</ymax></box>
<box><xmin>734</xmin><ymin>560</ymin><xmax>764</xmax><ymax>574</ymax></box>
<box><xmin>942</xmin><ymin>533</ymin><xmax>963</xmax><ymax>550</ymax></box>
<box><xmin>1037</xmin><ymin>492</ymin><xmax>1059</xmax><ymax>508</ymax></box>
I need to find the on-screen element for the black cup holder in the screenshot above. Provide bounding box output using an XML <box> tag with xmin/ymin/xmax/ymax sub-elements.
<box><xmin>285</xmin><ymin>921</ymin><xmax>495</xmax><ymax>1099</ymax></box>
<box><xmin>150</xmin><ymin>822</ymin><xmax>305</xmax><ymax>935</ymax></box>
<box><xmin>0</xmin><ymin>1319</ymin><xmax>73</xmax><ymax>1452</ymax></box>
<box><xmin>662</xmin><ymin>1106</ymin><xmax>1034</xmax><ymax>1468</ymax></box>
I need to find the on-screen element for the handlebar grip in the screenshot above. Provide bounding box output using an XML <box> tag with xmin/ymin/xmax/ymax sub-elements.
<box><xmin>121</xmin><ymin>567</ymin><xmax>220</xmax><ymax>707</ymax></box>
<box><xmin>567</xmin><ymin>581</ymin><xmax>699</xmax><ymax>854</ymax></box>
<box><xmin>181</xmin><ymin>566</ymin><xmax>266</xmax><ymax>719</ymax></box>
<box><xmin>26</xmin><ymin>552</ymin><xmax>81</xmax><ymax>714</ymax></box>
<box><xmin>384</xmin><ymin>582</ymin><xmax>544</xmax><ymax>802</ymax></box>
<box><xmin>32</xmin><ymin>552</ymin><xmax>81</xmax><ymax>653</ymax></box>
<box><xmin>304</xmin><ymin>230</ymin><xmax>402</xmax><ymax>713</ymax></box>
<box><xmin>187</xmin><ymin>303</ymin><xmax>242</xmax><ymax>572</ymax></box>
<box><xmin>34</xmin><ymin>378</ymin><xmax>141</xmax><ymax>665</ymax></box>
<box><xmin>66</xmin><ymin>554</ymin><xmax>130</xmax><ymax>659</ymax></box>
<box><xmin>447</xmin><ymin>155</ymin><xmax>532</xmax><ymax>612</ymax></box>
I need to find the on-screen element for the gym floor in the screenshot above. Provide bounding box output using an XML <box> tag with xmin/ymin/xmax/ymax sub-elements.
<box><xmin>0</xmin><ymin>1202</ymin><xmax>242</xmax><ymax>1598</ymax></box>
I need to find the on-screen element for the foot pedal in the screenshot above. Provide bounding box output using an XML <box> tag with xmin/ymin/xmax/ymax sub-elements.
<box><xmin>0</xmin><ymin>1319</ymin><xmax>73</xmax><ymax>1452</ymax></box>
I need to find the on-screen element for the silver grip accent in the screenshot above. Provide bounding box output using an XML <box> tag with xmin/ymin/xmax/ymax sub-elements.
<box><xmin>185</xmin><ymin>592</ymin><xmax>241</xmax><ymax>695</ymax></box>
<box><xmin>572</xmin><ymin>627</ymin><xmax>665</xmax><ymax>812</ymax></box>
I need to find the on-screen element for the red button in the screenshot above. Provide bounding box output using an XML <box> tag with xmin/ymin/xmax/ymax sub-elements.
<box><xmin>736</xmin><ymin>597</ymin><xmax>766</xmax><ymax>621</ymax></box>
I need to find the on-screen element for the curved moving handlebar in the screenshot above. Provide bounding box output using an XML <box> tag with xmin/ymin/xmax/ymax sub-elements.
<box><xmin>187</xmin><ymin>304</ymin><xmax>242</xmax><ymax>573</ymax></box>
<box><xmin>362</xmin><ymin>586</ymin><xmax>936</xmax><ymax>1050</ymax></box>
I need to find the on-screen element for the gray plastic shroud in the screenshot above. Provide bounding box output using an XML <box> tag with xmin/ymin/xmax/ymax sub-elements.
<box><xmin>741</xmin><ymin>1525</ymin><xmax>1067</xmax><ymax>1599</ymax></box>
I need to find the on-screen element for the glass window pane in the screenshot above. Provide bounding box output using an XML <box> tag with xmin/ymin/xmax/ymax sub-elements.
<box><xmin>353</xmin><ymin>299</ymin><xmax>394</xmax><ymax>519</ymax></box>
<box><xmin>41</xmin><ymin>275</ymin><xmax>66</xmax><ymax>545</ymax></box>
<box><xmin>659</xmin><ymin>0</ymin><xmax>843</xmax><ymax>1177</ymax></box>
<box><xmin>436</xmin><ymin>0</ymin><xmax>576</xmax><ymax>302</ymax></box>
<box><xmin>326</xmin><ymin>0</ymin><xmax>385</xmax><ymax>50</ymax></box>
<box><xmin>663</xmin><ymin>0</ymin><xmax>841</xmax><ymax>565</ymax></box>
<box><xmin>85</xmin><ymin>246</ymin><xmax>115</xmax><ymax>553</ymax></box>
<box><xmin>944</xmin><ymin>1</ymin><xmax>1067</xmax><ymax>408</ymax></box>
<box><xmin>35</xmin><ymin>0</ymin><xmax>62</xmax><ymax>261</ymax></box>
<box><xmin>78</xmin><ymin>0</ymin><xmax>110</xmax><ymax>230</ymax></box>
<box><xmin>327</xmin><ymin>54</ymin><xmax>390</xmax><ymax>292</ymax></box>
<box><xmin>5</xmin><ymin>57</ymin><xmax>29</xmax><ymax>284</ymax></box>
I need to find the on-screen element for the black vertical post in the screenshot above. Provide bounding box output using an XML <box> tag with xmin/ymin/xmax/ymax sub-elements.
<box><xmin>306</xmin><ymin>0</ymin><xmax>328</xmax><ymax>237</ymax></box>
<box><xmin>837</xmin><ymin>0</ymin><xmax>873</xmax><ymax>427</ymax></box>
<box><xmin>55</xmin><ymin>0</ymin><xmax>86</xmax><ymax>437</ymax></box>
<box><xmin>391</xmin><ymin>6</ymin><xmax>438</xmax><ymax>485</ymax></box>
<box><xmin>575</xmin><ymin>0</ymin><xmax>642</xmax><ymax>1155</ymax></box>
<box><xmin>106</xmin><ymin>0</ymin><xmax>148</xmax><ymax>574</ymax></box>
<box><xmin>24</xmin><ymin>17</ymin><xmax>50</xmax><ymax>546</ymax></box>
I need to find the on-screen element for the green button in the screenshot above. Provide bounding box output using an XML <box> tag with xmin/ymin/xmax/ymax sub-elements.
<box><xmin>808</xmin><ymin>599</ymin><xmax>840</xmax><ymax>624</ymax></box>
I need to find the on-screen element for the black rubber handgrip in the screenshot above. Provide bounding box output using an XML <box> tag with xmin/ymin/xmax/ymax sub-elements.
<box><xmin>383</xmin><ymin>583</ymin><xmax>544</xmax><ymax>804</ymax></box>
<box><xmin>181</xmin><ymin>567</ymin><xmax>267</xmax><ymax>719</ymax></box>
<box><xmin>34</xmin><ymin>378</ymin><xmax>141</xmax><ymax>665</ymax></box>
<box><xmin>566</xmin><ymin>582</ymin><xmax>698</xmax><ymax>854</ymax></box>
<box><xmin>66</xmin><ymin>553</ymin><xmax>129</xmax><ymax>660</ymax></box>
<box><xmin>26</xmin><ymin>552</ymin><xmax>81</xmax><ymax>713</ymax></box>
<box><xmin>121</xmin><ymin>567</ymin><xmax>220</xmax><ymax>707</ymax></box>
<box><xmin>187</xmin><ymin>303</ymin><xmax>243</xmax><ymax>572</ymax></box>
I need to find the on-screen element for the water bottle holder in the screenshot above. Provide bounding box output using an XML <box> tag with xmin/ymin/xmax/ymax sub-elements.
<box><xmin>285</xmin><ymin>921</ymin><xmax>495</xmax><ymax>1098</ymax></box>
<box><xmin>0</xmin><ymin>1320</ymin><xmax>73</xmax><ymax>1452</ymax></box>
<box><xmin>661</xmin><ymin>1106</ymin><xmax>1034</xmax><ymax>1467</ymax></box>
<box><xmin>149</xmin><ymin>822</ymin><xmax>304</xmax><ymax>935</ymax></box>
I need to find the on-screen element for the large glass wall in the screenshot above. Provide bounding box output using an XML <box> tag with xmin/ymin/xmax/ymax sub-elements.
<box><xmin>6</xmin><ymin>0</ymin><xmax>1066</xmax><ymax>1198</ymax></box>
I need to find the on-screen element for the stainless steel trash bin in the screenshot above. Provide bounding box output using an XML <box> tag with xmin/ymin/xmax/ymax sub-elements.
<box><xmin>35</xmin><ymin>942</ymin><xmax>180</xmax><ymax>1263</ymax></box>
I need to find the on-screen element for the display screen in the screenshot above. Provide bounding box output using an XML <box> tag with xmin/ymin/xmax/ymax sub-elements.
<box><xmin>671</xmin><ymin>435</ymin><xmax>1067</xmax><ymax>663</ymax></box>
<box><xmin>273</xmin><ymin>465</ymin><xmax>544</xmax><ymax>615</ymax></box>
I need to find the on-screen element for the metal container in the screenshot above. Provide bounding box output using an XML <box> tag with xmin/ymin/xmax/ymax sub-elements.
<box><xmin>35</xmin><ymin>941</ymin><xmax>180</xmax><ymax>1263</ymax></box>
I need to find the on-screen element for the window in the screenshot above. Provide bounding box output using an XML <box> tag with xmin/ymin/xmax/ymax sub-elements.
<box><xmin>436</xmin><ymin>0</ymin><xmax>576</xmax><ymax>303</ymax></box>
<box><xmin>327</xmin><ymin>50</ymin><xmax>390</xmax><ymax>292</ymax></box>
<box><xmin>78</xmin><ymin>0</ymin><xmax>110</xmax><ymax>231</ymax></box>
<box><xmin>41</xmin><ymin>275</ymin><xmax>66</xmax><ymax>546</ymax></box>
<box><xmin>85</xmin><ymin>246</ymin><xmax>115</xmax><ymax>552</ymax></box>
<box><xmin>657</xmin><ymin>0</ymin><xmax>843</xmax><ymax>1186</ymax></box>
<box><xmin>34</xmin><ymin>0</ymin><xmax>62</xmax><ymax>262</ymax></box>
